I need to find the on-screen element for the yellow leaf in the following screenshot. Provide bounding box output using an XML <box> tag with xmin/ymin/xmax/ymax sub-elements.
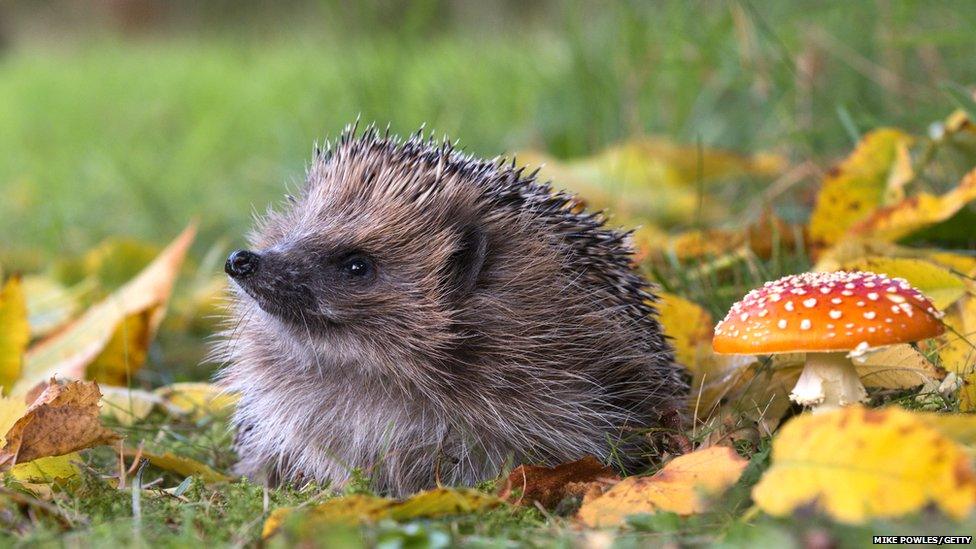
<box><xmin>0</xmin><ymin>394</ymin><xmax>27</xmax><ymax>442</ymax></box>
<box><xmin>0</xmin><ymin>277</ymin><xmax>30</xmax><ymax>394</ymax></box>
<box><xmin>657</xmin><ymin>292</ymin><xmax>713</xmax><ymax>368</ymax></box>
<box><xmin>10</xmin><ymin>453</ymin><xmax>81</xmax><ymax>482</ymax></box>
<box><xmin>0</xmin><ymin>380</ymin><xmax>119</xmax><ymax>470</ymax></box>
<box><xmin>99</xmin><ymin>386</ymin><xmax>164</xmax><ymax>426</ymax></box>
<box><xmin>20</xmin><ymin>275</ymin><xmax>87</xmax><ymax>339</ymax></box>
<box><xmin>809</xmin><ymin>128</ymin><xmax>913</xmax><ymax>250</ymax></box>
<box><xmin>86</xmin><ymin>310</ymin><xmax>154</xmax><ymax>387</ymax></box>
<box><xmin>518</xmin><ymin>139</ymin><xmax>783</xmax><ymax>228</ymax></box>
<box><xmin>931</xmin><ymin>296</ymin><xmax>976</xmax><ymax>410</ymax></box>
<box><xmin>916</xmin><ymin>412</ymin><xmax>976</xmax><ymax>448</ymax></box>
<box><xmin>851</xmin><ymin>168</ymin><xmax>976</xmax><ymax>242</ymax></box>
<box><xmin>961</xmin><ymin>373</ymin><xmax>976</xmax><ymax>413</ymax></box>
<box><xmin>388</xmin><ymin>488</ymin><xmax>503</xmax><ymax>520</ymax></box>
<box><xmin>932</xmin><ymin>296</ymin><xmax>976</xmax><ymax>377</ymax></box>
<box><xmin>154</xmin><ymin>382</ymin><xmax>239</xmax><ymax>419</ymax></box>
<box><xmin>123</xmin><ymin>448</ymin><xmax>231</xmax><ymax>484</ymax></box>
<box><xmin>835</xmin><ymin>256</ymin><xmax>966</xmax><ymax>310</ymax></box>
<box><xmin>883</xmin><ymin>136</ymin><xmax>915</xmax><ymax>203</ymax></box>
<box><xmin>54</xmin><ymin>238</ymin><xmax>161</xmax><ymax>290</ymax></box>
<box><xmin>15</xmin><ymin>225</ymin><xmax>195</xmax><ymax>394</ymax></box>
<box><xmin>263</xmin><ymin>495</ymin><xmax>393</xmax><ymax>538</ymax></box>
<box><xmin>262</xmin><ymin>488</ymin><xmax>502</xmax><ymax>538</ymax></box>
<box><xmin>576</xmin><ymin>446</ymin><xmax>748</xmax><ymax>527</ymax></box>
<box><xmin>753</xmin><ymin>406</ymin><xmax>976</xmax><ymax>523</ymax></box>
<box><xmin>643</xmin><ymin>214</ymin><xmax>804</xmax><ymax>264</ymax></box>
<box><xmin>850</xmin><ymin>344</ymin><xmax>944</xmax><ymax>389</ymax></box>
<box><xmin>815</xmin><ymin>239</ymin><xmax>976</xmax><ymax>276</ymax></box>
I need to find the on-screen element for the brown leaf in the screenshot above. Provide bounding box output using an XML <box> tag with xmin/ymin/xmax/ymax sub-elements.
<box><xmin>498</xmin><ymin>456</ymin><xmax>620</xmax><ymax>509</ymax></box>
<box><xmin>0</xmin><ymin>379</ymin><xmax>119</xmax><ymax>470</ymax></box>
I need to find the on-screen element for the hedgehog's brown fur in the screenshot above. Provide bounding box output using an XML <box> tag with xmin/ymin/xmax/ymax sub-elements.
<box><xmin>214</xmin><ymin>125</ymin><xmax>688</xmax><ymax>496</ymax></box>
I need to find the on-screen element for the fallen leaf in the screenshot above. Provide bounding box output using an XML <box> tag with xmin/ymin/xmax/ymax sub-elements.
<box><xmin>154</xmin><ymin>382</ymin><xmax>239</xmax><ymax>419</ymax></box>
<box><xmin>814</xmin><ymin>239</ymin><xmax>976</xmax><ymax>277</ymax></box>
<box><xmin>263</xmin><ymin>495</ymin><xmax>391</xmax><ymax>538</ymax></box>
<box><xmin>9</xmin><ymin>453</ymin><xmax>81</xmax><ymax>483</ymax></box>
<box><xmin>0</xmin><ymin>380</ymin><xmax>119</xmax><ymax>470</ymax></box>
<box><xmin>576</xmin><ymin>446</ymin><xmax>748</xmax><ymax>527</ymax></box>
<box><xmin>931</xmin><ymin>296</ymin><xmax>976</xmax><ymax>376</ymax></box>
<box><xmin>519</xmin><ymin>139</ymin><xmax>783</xmax><ymax>228</ymax></box>
<box><xmin>99</xmin><ymin>386</ymin><xmax>167</xmax><ymax>426</ymax></box>
<box><xmin>20</xmin><ymin>275</ymin><xmax>87</xmax><ymax>339</ymax></box>
<box><xmin>752</xmin><ymin>405</ymin><xmax>976</xmax><ymax>523</ymax></box>
<box><xmin>53</xmin><ymin>238</ymin><xmax>161</xmax><ymax>291</ymax></box>
<box><xmin>0</xmin><ymin>277</ymin><xmax>30</xmax><ymax>393</ymax></box>
<box><xmin>657</xmin><ymin>292</ymin><xmax>713</xmax><ymax>368</ymax></box>
<box><xmin>642</xmin><ymin>214</ymin><xmax>804</xmax><ymax>264</ymax></box>
<box><xmin>698</xmin><ymin>357</ymin><xmax>800</xmax><ymax>438</ymax></box>
<box><xmin>122</xmin><ymin>447</ymin><xmax>231</xmax><ymax>484</ymax></box>
<box><xmin>15</xmin><ymin>225</ymin><xmax>195</xmax><ymax>394</ymax></box>
<box><xmin>691</xmin><ymin>353</ymin><xmax>763</xmax><ymax>421</ymax></box>
<box><xmin>931</xmin><ymin>296</ymin><xmax>976</xmax><ymax>410</ymax></box>
<box><xmin>809</xmin><ymin>128</ymin><xmax>913</xmax><ymax>251</ymax></box>
<box><xmin>262</xmin><ymin>488</ymin><xmax>502</xmax><ymax>538</ymax></box>
<box><xmin>917</xmin><ymin>411</ymin><xmax>976</xmax><ymax>448</ymax></box>
<box><xmin>850</xmin><ymin>167</ymin><xmax>976</xmax><ymax>243</ymax></box>
<box><xmin>498</xmin><ymin>456</ymin><xmax>619</xmax><ymax>509</ymax></box>
<box><xmin>834</xmin><ymin>256</ymin><xmax>966</xmax><ymax>310</ymax></box>
<box><xmin>86</xmin><ymin>310</ymin><xmax>153</xmax><ymax>387</ymax></box>
<box><xmin>388</xmin><ymin>488</ymin><xmax>503</xmax><ymax>520</ymax></box>
<box><xmin>850</xmin><ymin>343</ymin><xmax>944</xmax><ymax>389</ymax></box>
<box><xmin>0</xmin><ymin>394</ymin><xmax>28</xmax><ymax>444</ymax></box>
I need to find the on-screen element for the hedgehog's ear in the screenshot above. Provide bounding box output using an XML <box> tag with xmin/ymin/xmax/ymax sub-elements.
<box><xmin>446</xmin><ymin>225</ymin><xmax>487</xmax><ymax>299</ymax></box>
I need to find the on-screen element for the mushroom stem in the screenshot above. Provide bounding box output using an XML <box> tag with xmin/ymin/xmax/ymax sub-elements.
<box><xmin>789</xmin><ymin>352</ymin><xmax>867</xmax><ymax>413</ymax></box>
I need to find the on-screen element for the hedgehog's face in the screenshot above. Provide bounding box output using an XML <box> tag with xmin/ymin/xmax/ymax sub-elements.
<box><xmin>226</xmin><ymin>169</ymin><xmax>490</xmax><ymax>368</ymax></box>
<box><xmin>225</xmin><ymin>242</ymin><xmax>382</xmax><ymax>329</ymax></box>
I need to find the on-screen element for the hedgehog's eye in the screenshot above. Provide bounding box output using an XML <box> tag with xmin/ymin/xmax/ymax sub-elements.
<box><xmin>339</xmin><ymin>254</ymin><xmax>374</xmax><ymax>279</ymax></box>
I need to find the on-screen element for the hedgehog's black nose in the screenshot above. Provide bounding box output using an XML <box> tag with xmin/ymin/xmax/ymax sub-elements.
<box><xmin>225</xmin><ymin>250</ymin><xmax>260</xmax><ymax>279</ymax></box>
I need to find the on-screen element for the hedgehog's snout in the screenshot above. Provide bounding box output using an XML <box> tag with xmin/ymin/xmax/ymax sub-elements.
<box><xmin>226</xmin><ymin>249</ymin><xmax>261</xmax><ymax>279</ymax></box>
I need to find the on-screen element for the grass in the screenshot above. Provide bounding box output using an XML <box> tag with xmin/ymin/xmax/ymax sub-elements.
<box><xmin>4</xmin><ymin>0</ymin><xmax>976</xmax><ymax>546</ymax></box>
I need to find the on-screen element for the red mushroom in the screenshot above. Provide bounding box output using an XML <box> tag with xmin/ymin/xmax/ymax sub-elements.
<box><xmin>712</xmin><ymin>271</ymin><xmax>944</xmax><ymax>412</ymax></box>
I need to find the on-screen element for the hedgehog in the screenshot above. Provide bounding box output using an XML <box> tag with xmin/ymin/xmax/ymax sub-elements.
<box><xmin>215</xmin><ymin>125</ymin><xmax>688</xmax><ymax>496</ymax></box>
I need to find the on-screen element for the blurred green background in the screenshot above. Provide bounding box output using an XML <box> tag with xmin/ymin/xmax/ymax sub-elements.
<box><xmin>1</xmin><ymin>0</ymin><xmax>975</xmax><ymax>266</ymax></box>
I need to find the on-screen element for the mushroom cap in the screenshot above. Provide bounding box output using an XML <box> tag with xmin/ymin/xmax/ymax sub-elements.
<box><xmin>713</xmin><ymin>271</ymin><xmax>945</xmax><ymax>354</ymax></box>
